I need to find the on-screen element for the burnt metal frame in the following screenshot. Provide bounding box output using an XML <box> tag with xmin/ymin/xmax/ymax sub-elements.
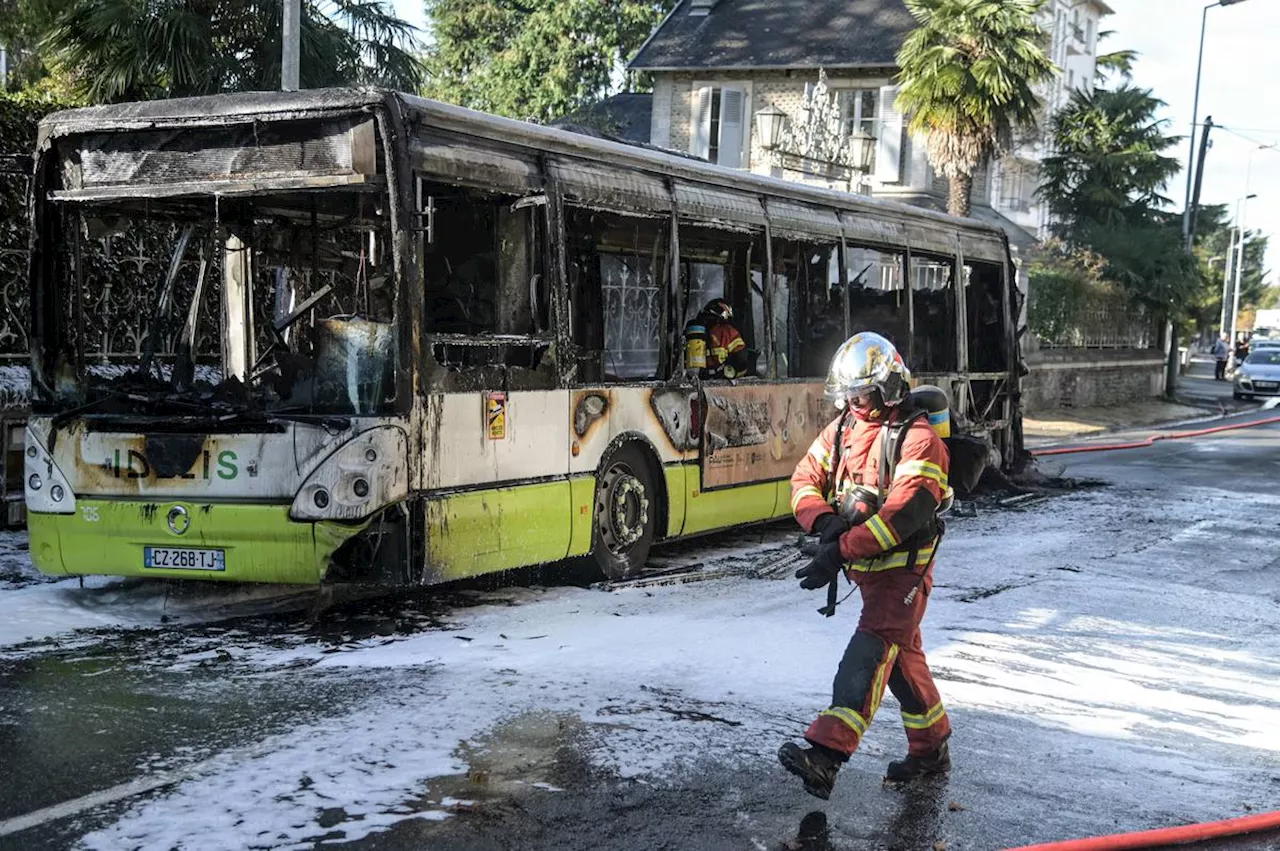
<box><xmin>27</xmin><ymin>89</ymin><xmax>1021</xmax><ymax>453</ymax></box>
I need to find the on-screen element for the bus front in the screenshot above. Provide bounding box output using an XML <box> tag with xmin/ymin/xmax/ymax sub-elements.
<box><xmin>24</xmin><ymin>91</ymin><xmax>415</xmax><ymax>585</ymax></box>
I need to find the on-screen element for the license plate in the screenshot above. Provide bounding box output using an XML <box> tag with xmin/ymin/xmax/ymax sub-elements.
<box><xmin>1255</xmin><ymin>381</ymin><xmax>1277</xmax><ymax>390</ymax></box>
<box><xmin>143</xmin><ymin>547</ymin><xmax>226</xmax><ymax>571</ymax></box>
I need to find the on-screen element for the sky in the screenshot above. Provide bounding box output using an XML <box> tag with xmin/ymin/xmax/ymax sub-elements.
<box><xmin>392</xmin><ymin>0</ymin><xmax>1280</xmax><ymax>280</ymax></box>
<box><xmin>1105</xmin><ymin>0</ymin><xmax>1280</xmax><ymax>281</ymax></box>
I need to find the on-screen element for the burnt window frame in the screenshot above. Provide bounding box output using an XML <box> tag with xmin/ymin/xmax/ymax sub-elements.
<box><xmin>906</xmin><ymin>248</ymin><xmax>960</xmax><ymax>375</ymax></box>
<box><xmin>844</xmin><ymin>240</ymin><xmax>910</xmax><ymax>364</ymax></box>
<box><xmin>414</xmin><ymin>176</ymin><xmax>558</xmax><ymax>389</ymax></box>
<box><xmin>564</xmin><ymin>204</ymin><xmax>672</xmax><ymax>384</ymax></box>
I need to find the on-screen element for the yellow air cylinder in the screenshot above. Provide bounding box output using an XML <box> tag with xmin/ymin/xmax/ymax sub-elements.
<box><xmin>910</xmin><ymin>384</ymin><xmax>951</xmax><ymax>439</ymax></box>
<box><xmin>684</xmin><ymin>323</ymin><xmax>709</xmax><ymax>370</ymax></box>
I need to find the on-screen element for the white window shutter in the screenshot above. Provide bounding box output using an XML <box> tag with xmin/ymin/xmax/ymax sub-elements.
<box><xmin>692</xmin><ymin>86</ymin><xmax>713</xmax><ymax>159</ymax></box>
<box><xmin>875</xmin><ymin>85</ymin><xmax>904</xmax><ymax>183</ymax></box>
<box><xmin>717</xmin><ymin>86</ymin><xmax>746</xmax><ymax>168</ymax></box>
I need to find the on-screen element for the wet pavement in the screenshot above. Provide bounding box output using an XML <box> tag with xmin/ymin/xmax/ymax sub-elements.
<box><xmin>1</xmin><ymin>418</ymin><xmax>1279</xmax><ymax>850</ymax></box>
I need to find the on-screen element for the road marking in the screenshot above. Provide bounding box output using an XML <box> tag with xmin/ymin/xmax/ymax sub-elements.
<box><xmin>0</xmin><ymin>772</ymin><xmax>185</xmax><ymax>838</ymax></box>
<box><xmin>0</xmin><ymin>743</ymin><xmax>267</xmax><ymax>838</ymax></box>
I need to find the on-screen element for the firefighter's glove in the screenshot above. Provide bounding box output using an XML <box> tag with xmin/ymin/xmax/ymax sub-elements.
<box><xmin>795</xmin><ymin>543</ymin><xmax>844</xmax><ymax>591</ymax></box>
<box><xmin>811</xmin><ymin>513</ymin><xmax>851</xmax><ymax>545</ymax></box>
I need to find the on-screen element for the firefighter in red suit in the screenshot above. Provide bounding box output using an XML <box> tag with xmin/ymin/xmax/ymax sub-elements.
<box><xmin>778</xmin><ymin>331</ymin><xmax>953</xmax><ymax>800</ymax></box>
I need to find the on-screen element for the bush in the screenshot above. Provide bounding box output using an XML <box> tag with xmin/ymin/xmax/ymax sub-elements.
<box><xmin>1028</xmin><ymin>241</ymin><xmax>1110</xmax><ymax>345</ymax></box>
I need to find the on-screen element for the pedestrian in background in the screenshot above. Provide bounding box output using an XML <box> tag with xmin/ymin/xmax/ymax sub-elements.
<box><xmin>1234</xmin><ymin>334</ymin><xmax>1250</xmax><ymax>369</ymax></box>
<box><xmin>1211</xmin><ymin>333</ymin><xmax>1229</xmax><ymax>381</ymax></box>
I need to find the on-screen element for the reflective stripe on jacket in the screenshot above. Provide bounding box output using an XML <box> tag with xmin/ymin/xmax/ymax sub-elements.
<box><xmin>790</xmin><ymin>408</ymin><xmax>951</xmax><ymax>573</ymax></box>
<box><xmin>708</xmin><ymin>322</ymin><xmax>746</xmax><ymax>368</ymax></box>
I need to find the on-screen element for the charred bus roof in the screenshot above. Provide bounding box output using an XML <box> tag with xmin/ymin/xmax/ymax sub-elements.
<box><xmin>36</xmin><ymin>87</ymin><xmax>1010</xmax><ymax>259</ymax></box>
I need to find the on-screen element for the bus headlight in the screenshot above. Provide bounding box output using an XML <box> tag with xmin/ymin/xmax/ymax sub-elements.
<box><xmin>24</xmin><ymin>426</ymin><xmax>77</xmax><ymax>514</ymax></box>
<box><xmin>291</xmin><ymin>426</ymin><xmax>409</xmax><ymax>522</ymax></box>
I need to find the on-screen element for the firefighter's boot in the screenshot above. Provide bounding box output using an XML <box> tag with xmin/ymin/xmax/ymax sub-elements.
<box><xmin>885</xmin><ymin>739</ymin><xmax>951</xmax><ymax>783</ymax></box>
<box><xmin>778</xmin><ymin>742</ymin><xmax>842</xmax><ymax>800</ymax></box>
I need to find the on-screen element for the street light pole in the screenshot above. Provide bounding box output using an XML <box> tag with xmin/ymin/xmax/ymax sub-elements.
<box><xmin>1228</xmin><ymin>193</ymin><xmax>1257</xmax><ymax>363</ymax></box>
<box><xmin>282</xmin><ymin>0</ymin><xmax>301</xmax><ymax>92</ymax></box>
<box><xmin>1219</xmin><ymin>232</ymin><xmax>1236</xmax><ymax>336</ymax></box>
<box><xmin>1181</xmin><ymin>0</ymin><xmax>1250</xmax><ymax>246</ymax></box>
<box><xmin>1173</xmin><ymin>0</ymin><xmax>1248</xmax><ymax>397</ymax></box>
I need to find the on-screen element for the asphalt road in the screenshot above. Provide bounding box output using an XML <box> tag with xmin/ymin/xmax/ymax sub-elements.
<box><xmin>1</xmin><ymin>415</ymin><xmax>1279</xmax><ymax>851</ymax></box>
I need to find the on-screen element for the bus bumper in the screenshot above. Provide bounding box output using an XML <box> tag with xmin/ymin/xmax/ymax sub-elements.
<box><xmin>27</xmin><ymin>500</ymin><xmax>366</xmax><ymax>585</ymax></box>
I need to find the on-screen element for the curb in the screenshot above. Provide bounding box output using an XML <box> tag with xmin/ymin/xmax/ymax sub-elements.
<box><xmin>1022</xmin><ymin>399</ymin><xmax>1256</xmax><ymax>449</ymax></box>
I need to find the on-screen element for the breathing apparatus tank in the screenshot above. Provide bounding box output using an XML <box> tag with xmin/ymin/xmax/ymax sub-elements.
<box><xmin>909</xmin><ymin>384</ymin><xmax>951</xmax><ymax>439</ymax></box>
<box><xmin>683</xmin><ymin>321</ymin><xmax>709</xmax><ymax>371</ymax></box>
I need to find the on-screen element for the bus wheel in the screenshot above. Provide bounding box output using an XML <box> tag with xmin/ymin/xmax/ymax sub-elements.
<box><xmin>591</xmin><ymin>444</ymin><xmax>657</xmax><ymax>580</ymax></box>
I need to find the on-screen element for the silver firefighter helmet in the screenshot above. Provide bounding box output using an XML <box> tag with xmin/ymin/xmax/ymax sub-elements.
<box><xmin>824</xmin><ymin>331</ymin><xmax>911</xmax><ymax>410</ymax></box>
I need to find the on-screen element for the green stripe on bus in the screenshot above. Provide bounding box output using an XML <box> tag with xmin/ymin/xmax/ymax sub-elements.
<box><xmin>426</xmin><ymin>479</ymin><xmax>578</xmax><ymax>581</ymax></box>
<box><xmin>27</xmin><ymin>501</ymin><xmax>362</xmax><ymax>585</ymax></box>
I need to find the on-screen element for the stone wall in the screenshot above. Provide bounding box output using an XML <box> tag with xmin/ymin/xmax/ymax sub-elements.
<box><xmin>1021</xmin><ymin>348</ymin><xmax>1166</xmax><ymax>414</ymax></box>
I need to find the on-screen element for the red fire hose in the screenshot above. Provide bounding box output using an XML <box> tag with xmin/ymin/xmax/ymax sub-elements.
<box><xmin>1030</xmin><ymin>414</ymin><xmax>1280</xmax><ymax>457</ymax></box>
<box><xmin>1002</xmin><ymin>809</ymin><xmax>1280</xmax><ymax>850</ymax></box>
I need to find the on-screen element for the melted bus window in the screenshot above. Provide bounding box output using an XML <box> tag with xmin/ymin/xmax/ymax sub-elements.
<box><xmin>846</xmin><ymin>245</ymin><xmax>909</xmax><ymax>357</ymax></box>
<box><xmin>419</xmin><ymin>181</ymin><xmax>552</xmax><ymax>386</ymax></box>
<box><xmin>965</xmin><ymin>261</ymin><xmax>1007</xmax><ymax>372</ymax></box>
<box><xmin>567</xmin><ymin>207</ymin><xmax>669</xmax><ymax>382</ymax></box>
<box><xmin>775</xmin><ymin>238</ymin><xmax>842</xmax><ymax>378</ymax></box>
<box><xmin>46</xmin><ymin>189</ymin><xmax>398</xmax><ymax>417</ymax></box>
<box><xmin>910</xmin><ymin>253</ymin><xmax>958</xmax><ymax>373</ymax></box>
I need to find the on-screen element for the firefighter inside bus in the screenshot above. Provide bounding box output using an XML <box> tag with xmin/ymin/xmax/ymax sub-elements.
<box><xmin>683</xmin><ymin>297</ymin><xmax>750</xmax><ymax>379</ymax></box>
<box><xmin>681</xmin><ymin>226</ymin><xmax>764</xmax><ymax>380</ymax></box>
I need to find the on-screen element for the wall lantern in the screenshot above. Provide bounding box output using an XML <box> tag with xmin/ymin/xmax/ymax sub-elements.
<box><xmin>849</xmin><ymin>130</ymin><xmax>877</xmax><ymax>173</ymax></box>
<box><xmin>755</xmin><ymin>104</ymin><xmax>788</xmax><ymax>151</ymax></box>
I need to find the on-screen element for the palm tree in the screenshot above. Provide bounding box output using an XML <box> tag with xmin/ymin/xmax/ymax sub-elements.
<box><xmin>895</xmin><ymin>0</ymin><xmax>1056</xmax><ymax>218</ymax></box>
<box><xmin>42</xmin><ymin>0</ymin><xmax>422</xmax><ymax>104</ymax></box>
<box><xmin>1094</xmin><ymin>31</ymin><xmax>1137</xmax><ymax>86</ymax></box>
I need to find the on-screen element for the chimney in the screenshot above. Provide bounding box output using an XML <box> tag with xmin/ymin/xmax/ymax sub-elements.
<box><xmin>689</xmin><ymin>0</ymin><xmax>720</xmax><ymax>16</ymax></box>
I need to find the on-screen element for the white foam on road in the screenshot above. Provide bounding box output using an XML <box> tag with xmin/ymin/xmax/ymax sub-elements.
<box><xmin>62</xmin><ymin>488</ymin><xmax>1280</xmax><ymax>850</ymax></box>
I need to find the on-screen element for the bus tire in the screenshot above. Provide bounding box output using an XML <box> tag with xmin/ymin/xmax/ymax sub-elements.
<box><xmin>590</xmin><ymin>444</ymin><xmax>658</xmax><ymax>580</ymax></box>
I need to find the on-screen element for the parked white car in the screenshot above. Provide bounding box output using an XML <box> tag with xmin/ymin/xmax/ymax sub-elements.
<box><xmin>1234</xmin><ymin>349</ymin><xmax>1280</xmax><ymax>399</ymax></box>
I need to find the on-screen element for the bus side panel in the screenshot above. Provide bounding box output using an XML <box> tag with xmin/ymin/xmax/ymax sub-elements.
<box><xmin>568</xmin><ymin>387</ymin><xmax>697</xmax><ymax>475</ymax></box>
<box><xmin>424</xmin><ymin>391</ymin><xmax>570</xmax><ymax>490</ymax></box>
<box><xmin>567</xmin><ymin>475</ymin><xmax>596</xmax><ymax>556</ymax></box>
<box><xmin>699</xmin><ymin>382</ymin><xmax>828</xmax><ymax>490</ymax></box>
<box><xmin>424</xmin><ymin>480</ymin><xmax>572</xmax><ymax>581</ymax></box>
<box><xmin>680</xmin><ymin>464</ymin><xmax>778</xmax><ymax>537</ymax></box>
<box><xmin>568</xmin><ymin>386</ymin><xmax>697</xmax><ymax>542</ymax></box>
<box><xmin>663</xmin><ymin>465</ymin><xmax>688</xmax><ymax>539</ymax></box>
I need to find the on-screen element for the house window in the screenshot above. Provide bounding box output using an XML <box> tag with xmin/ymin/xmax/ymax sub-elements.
<box><xmin>692</xmin><ymin>84</ymin><xmax>748</xmax><ymax>168</ymax></box>
<box><xmin>839</xmin><ymin>89</ymin><xmax>879</xmax><ymax>138</ymax></box>
<box><xmin>999</xmin><ymin>163</ymin><xmax>1035</xmax><ymax>213</ymax></box>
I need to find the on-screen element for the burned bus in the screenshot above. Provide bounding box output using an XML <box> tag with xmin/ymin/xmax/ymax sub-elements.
<box><xmin>23</xmin><ymin>88</ymin><xmax>1021</xmax><ymax>586</ymax></box>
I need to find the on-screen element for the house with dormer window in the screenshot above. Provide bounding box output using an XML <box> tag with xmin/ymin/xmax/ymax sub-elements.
<box><xmin>627</xmin><ymin>0</ymin><xmax>1112</xmax><ymax>250</ymax></box>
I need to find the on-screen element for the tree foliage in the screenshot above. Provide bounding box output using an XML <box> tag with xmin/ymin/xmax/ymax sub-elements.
<box><xmin>1093</xmin><ymin>30</ymin><xmax>1136</xmax><ymax>85</ymax></box>
<box><xmin>38</xmin><ymin>0</ymin><xmax>422</xmax><ymax>104</ymax></box>
<box><xmin>1189</xmin><ymin>203</ymin><xmax>1272</xmax><ymax>332</ymax></box>
<box><xmin>1036</xmin><ymin>82</ymin><xmax>1201</xmax><ymax>322</ymax></box>
<box><xmin>894</xmin><ymin>0</ymin><xmax>1055</xmax><ymax>217</ymax></box>
<box><xmin>0</xmin><ymin>0</ymin><xmax>64</xmax><ymax>91</ymax></box>
<box><xmin>423</xmin><ymin>0</ymin><xmax>677</xmax><ymax>124</ymax></box>
<box><xmin>1038</xmin><ymin>86</ymin><xmax>1180</xmax><ymax>233</ymax></box>
<box><xmin>1027</xmin><ymin>239</ymin><xmax>1111</xmax><ymax>344</ymax></box>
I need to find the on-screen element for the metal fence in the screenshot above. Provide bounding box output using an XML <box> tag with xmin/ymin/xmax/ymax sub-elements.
<box><xmin>1034</xmin><ymin>305</ymin><xmax>1160</xmax><ymax>350</ymax></box>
